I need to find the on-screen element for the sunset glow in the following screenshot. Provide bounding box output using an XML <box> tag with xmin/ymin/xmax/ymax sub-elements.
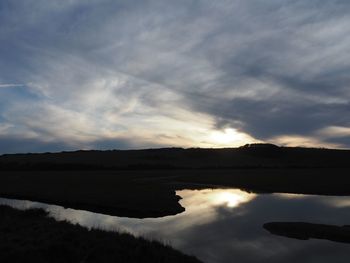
<box><xmin>0</xmin><ymin>1</ymin><xmax>349</xmax><ymax>153</ymax></box>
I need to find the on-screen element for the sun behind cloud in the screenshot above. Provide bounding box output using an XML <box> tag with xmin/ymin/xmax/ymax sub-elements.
<box><xmin>208</xmin><ymin>128</ymin><xmax>259</xmax><ymax>148</ymax></box>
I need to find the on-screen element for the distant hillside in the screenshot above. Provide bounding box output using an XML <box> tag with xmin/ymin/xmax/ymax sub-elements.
<box><xmin>0</xmin><ymin>144</ymin><xmax>349</xmax><ymax>170</ymax></box>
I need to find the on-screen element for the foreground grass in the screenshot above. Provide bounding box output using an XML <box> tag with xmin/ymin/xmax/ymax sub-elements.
<box><xmin>0</xmin><ymin>205</ymin><xmax>201</xmax><ymax>263</ymax></box>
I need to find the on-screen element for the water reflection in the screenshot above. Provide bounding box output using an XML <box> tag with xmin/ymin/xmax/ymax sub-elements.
<box><xmin>1</xmin><ymin>189</ymin><xmax>350</xmax><ymax>263</ymax></box>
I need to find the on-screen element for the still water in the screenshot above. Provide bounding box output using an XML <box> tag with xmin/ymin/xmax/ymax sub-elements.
<box><xmin>1</xmin><ymin>189</ymin><xmax>350</xmax><ymax>263</ymax></box>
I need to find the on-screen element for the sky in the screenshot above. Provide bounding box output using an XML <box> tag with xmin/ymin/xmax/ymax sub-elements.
<box><xmin>1</xmin><ymin>0</ymin><xmax>350</xmax><ymax>153</ymax></box>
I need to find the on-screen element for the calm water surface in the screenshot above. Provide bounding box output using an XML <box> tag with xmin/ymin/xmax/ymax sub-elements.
<box><xmin>1</xmin><ymin>189</ymin><xmax>350</xmax><ymax>263</ymax></box>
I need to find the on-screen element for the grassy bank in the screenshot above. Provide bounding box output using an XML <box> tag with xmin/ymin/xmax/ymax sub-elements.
<box><xmin>0</xmin><ymin>205</ymin><xmax>201</xmax><ymax>263</ymax></box>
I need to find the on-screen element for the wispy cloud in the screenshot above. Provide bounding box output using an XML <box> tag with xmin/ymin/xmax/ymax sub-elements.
<box><xmin>0</xmin><ymin>84</ymin><xmax>24</xmax><ymax>88</ymax></box>
<box><xmin>0</xmin><ymin>0</ymin><xmax>349</xmax><ymax>153</ymax></box>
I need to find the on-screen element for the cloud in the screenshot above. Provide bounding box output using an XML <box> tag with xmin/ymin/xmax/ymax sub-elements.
<box><xmin>317</xmin><ymin>126</ymin><xmax>350</xmax><ymax>138</ymax></box>
<box><xmin>0</xmin><ymin>135</ymin><xmax>145</xmax><ymax>154</ymax></box>
<box><xmin>0</xmin><ymin>0</ymin><xmax>350</xmax><ymax>153</ymax></box>
<box><xmin>0</xmin><ymin>135</ymin><xmax>74</xmax><ymax>154</ymax></box>
<box><xmin>0</xmin><ymin>84</ymin><xmax>24</xmax><ymax>88</ymax></box>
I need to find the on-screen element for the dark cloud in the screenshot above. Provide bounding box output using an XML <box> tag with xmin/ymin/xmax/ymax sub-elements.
<box><xmin>0</xmin><ymin>0</ymin><xmax>350</xmax><ymax>152</ymax></box>
<box><xmin>0</xmin><ymin>136</ymin><xmax>161</xmax><ymax>155</ymax></box>
<box><xmin>194</xmin><ymin>97</ymin><xmax>350</xmax><ymax>139</ymax></box>
<box><xmin>89</xmin><ymin>138</ymin><xmax>164</xmax><ymax>151</ymax></box>
<box><xmin>0</xmin><ymin>136</ymin><xmax>74</xmax><ymax>154</ymax></box>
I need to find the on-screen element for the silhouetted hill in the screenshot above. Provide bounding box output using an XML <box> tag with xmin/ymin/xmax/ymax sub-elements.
<box><xmin>0</xmin><ymin>145</ymin><xmax>349</xmax><ymax>170</ymax></box>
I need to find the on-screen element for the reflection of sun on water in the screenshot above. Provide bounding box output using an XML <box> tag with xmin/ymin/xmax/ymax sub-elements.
<box><xmin>216</xmin><ymin>192</ymin><xmax>247</xmax><ymax>207</ymax></box>
<box><xmin>179</xmin><ymin>189</ymin><xmax>256</xmax><ymax>212</ymax></box>
<box><xmin>213</xmin><ymin>191</ymin><xmax>255</xmax><ymax>208</ymax></box>
<box><xmin>174</xmin><ymin>189</ymin><xmax>256</xmax><ymax>229</ymax></box>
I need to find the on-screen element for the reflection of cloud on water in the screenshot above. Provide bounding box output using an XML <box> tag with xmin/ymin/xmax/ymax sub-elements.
<box><xmin>2</xmin><ymin>189</ymin><xmax>350</xmax><ymax>263</ymax></box>
<box><xmin>0</xmin><ymin>189</ymin><xmax>257</xmax><ymax>245</ymax></box>
<box><xmin>276</xmin><ymin>193</ymin><xmax>311</xmax><ymax>199</ymax></box>
<box><xmin>139</xmin><ymin>189</ymin><xmax>257</xmax><ymax>240</ymax></box>
<box><xmin>174</xmin><ymin>189</ymin><xmax>256</xmax><ymax>225</ymax></box>
<box><xmin>316</xmin><ymin>197</ymin><xmax>350</xmax><ymax>209</ymax></box>
<box><xmin>276</xmin><ymin>193</ymin><xmax>350</xmax><ymax>210</ymax></box>
<box><xmin>0</xmin><ymin>198</ymin><xmax>46</xmax><ymax>210</ymax></box>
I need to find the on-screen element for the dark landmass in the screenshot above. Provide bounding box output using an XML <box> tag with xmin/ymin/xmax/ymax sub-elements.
<box><xmin>0</xmin><ymin>205</ymin><xmax>201</xmax><ymax>263</ymax></box>
<box><xmin>0</xmin><ymin>170</ymin><xmax>185</xmax><ymax>218</ymax></box>
<box><xmin>263</xmin><ymin>222</ymin><xmax>350</xmax><ymax>244</ymax></box>
<box><xmin>0</xmin><ymin>145</ymin><xmax>349</xmax><ymax>218</ymax></box>
<box><xmin>1</xmin><ymin>144</ymin><xmax>349</xmax><ymax>170</ymax></box>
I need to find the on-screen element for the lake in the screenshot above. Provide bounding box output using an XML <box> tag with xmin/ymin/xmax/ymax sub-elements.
<box><xmin>1</xmin><ymin>188</ymin><xmax>350</xmax><ymax>263</ymax></box>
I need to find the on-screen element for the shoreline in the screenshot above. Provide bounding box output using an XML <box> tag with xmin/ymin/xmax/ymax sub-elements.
<box><xmin>1</xmin><ymin>167</ymin><xmax>350</xmax><ymax>218</ymax></box>
<box><xmin>0</xmin><ymin>205</ymin><xmax>201</xmax><ymax>263</ymax></box>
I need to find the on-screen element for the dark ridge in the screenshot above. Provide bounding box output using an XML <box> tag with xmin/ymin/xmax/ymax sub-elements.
<box><xmin>239</xmin><ymin>143</ymin><xmax>281</xmax><ymax>158</ymax></box>
<box><xmin>0</xmin><ymin>205</ymin><xmax>202</xmax><ymax>263</ymax></box>
<box><xmin>263</xmin><ymin>222</ymin><xmax>350</xmax><ymax>244</ymax></box>
<box><xmin>0</xmin><ymin>146</ymin><xmax>349</xmax><ymax>171</ymax></box>
<box><xmin>239</xmin><ymin>143</ymin><xmax>280</xmax><ymax>148</ymax></box>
